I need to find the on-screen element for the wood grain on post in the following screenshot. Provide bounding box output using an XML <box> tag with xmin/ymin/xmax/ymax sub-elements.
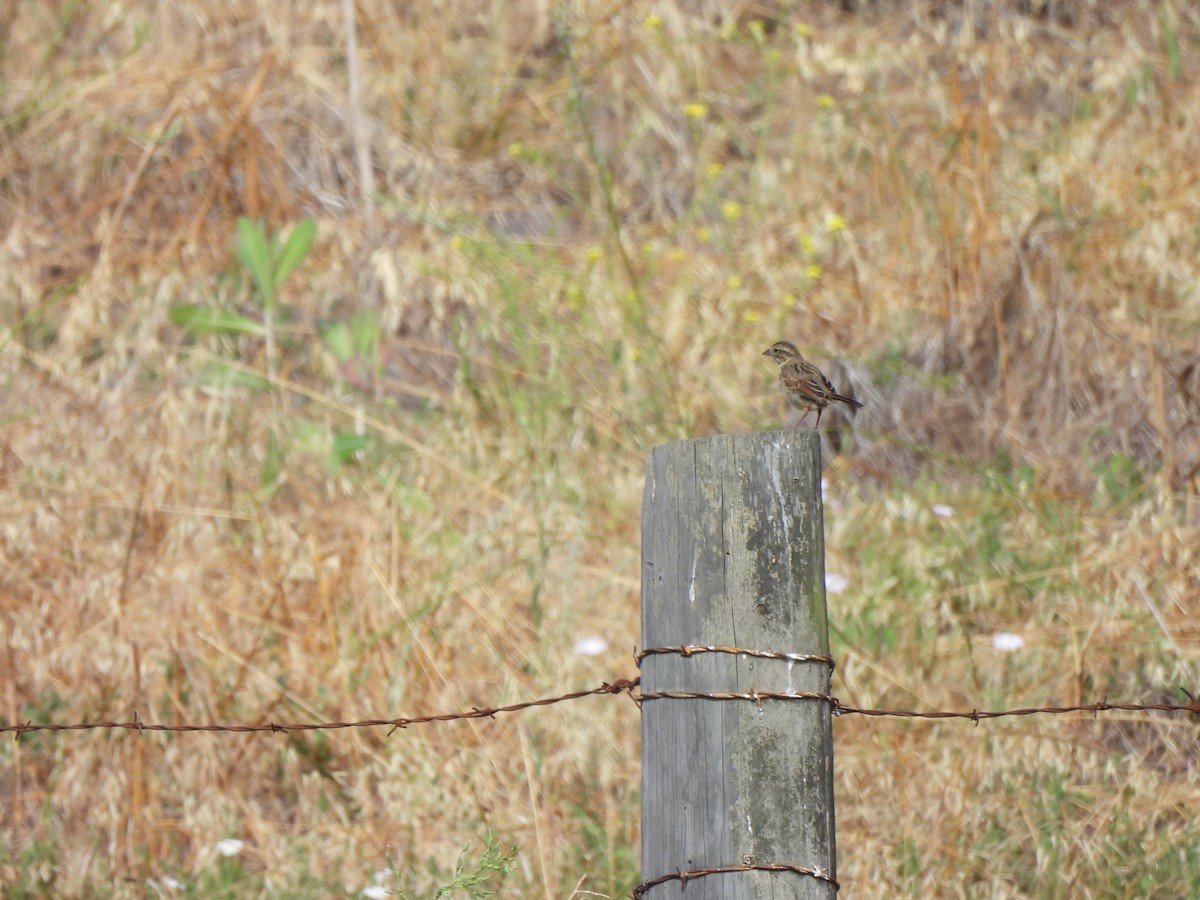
<box><xmin>640</xmin><ymin>431</ymin><xmax>836</xmax><ymax>899</ymax></box>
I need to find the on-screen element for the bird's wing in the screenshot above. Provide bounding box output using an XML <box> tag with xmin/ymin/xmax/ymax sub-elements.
<box><xmin>782</xmin><ymin>362</ymin><xmax>833</xmax><ymax>400</ymax></box>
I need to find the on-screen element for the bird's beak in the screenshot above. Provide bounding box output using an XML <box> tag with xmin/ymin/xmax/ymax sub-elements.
<box><xmin>761</xmin><ymin>348</ymin><xmax>772</xmax><ymax>357</ymax></box>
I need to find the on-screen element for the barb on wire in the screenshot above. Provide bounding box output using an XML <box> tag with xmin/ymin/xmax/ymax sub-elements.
<box><xmin>2</xmin><ymin>678</ymin><xmax>641</xmax><ymax>738</ymax></box>
<box><xmin>633</xmin><ymin>861</ymin><xmax>839</xmax><ymax>898</ymax></box>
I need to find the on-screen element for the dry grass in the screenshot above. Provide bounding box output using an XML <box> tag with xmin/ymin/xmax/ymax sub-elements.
<box><xmin>2</xmin><ymin>0</ymin><xmax>1199</xmax><ymax>896</ymax></box>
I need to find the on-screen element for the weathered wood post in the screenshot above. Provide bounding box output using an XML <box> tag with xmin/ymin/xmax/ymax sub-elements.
<box><xmin>639</xmin><ymin>431</ymin><xmax>837</xmax><ymax>899</ymax></box>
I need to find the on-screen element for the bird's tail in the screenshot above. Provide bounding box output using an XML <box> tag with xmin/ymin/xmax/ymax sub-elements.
<box><xmin>832</xmin><ymin>393</ymin><xmax>863</xmax><ymax>410</ymax></box>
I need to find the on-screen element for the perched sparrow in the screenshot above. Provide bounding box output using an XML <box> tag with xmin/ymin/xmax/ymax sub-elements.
<box><xmin>763</xmin><ymin>340</ymin><xmax>863</xmax><ymax>428</ymax></box>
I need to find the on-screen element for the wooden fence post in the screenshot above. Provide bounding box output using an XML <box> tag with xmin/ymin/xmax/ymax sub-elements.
<box><xmin>639</xmin><ymin>431</ymin><xmax>837</xmax><ymax>899</ymax></box>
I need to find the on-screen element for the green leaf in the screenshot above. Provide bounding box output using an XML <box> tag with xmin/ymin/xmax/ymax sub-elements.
<box><xmin>199</xmin><ymin>360</ymin><xmax>271</xmax><ymax>391</ymax></box>
<box><xmin>317</xmin><ymin>320</ymin><xmax>353</xmax><ymax>363</ymax></box>
<box><xmin>349</xmin><ymin>308</ymin><xmax>382</xmax><ymax>358</ymax></box>
<box><xmin>169</xmin><ymin>304</ymin><xmax>266</xmax><ymax>336</ymax></box>
<box><xmin>273</xmin><ymin>219</ymin><xmax>315</xmax><ymax>286</ymax></box>
<box><xmin>235</xmin><ymin>217</ymin><xmax>275</xmax><ymax>309</ymax></box>
<box><xmin>331</xmin><ymin>432</ymin><xmax>370</xmax><ymax>465</ymax></box>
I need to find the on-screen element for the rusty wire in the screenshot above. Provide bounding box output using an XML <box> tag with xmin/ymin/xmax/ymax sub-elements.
<box><xmin>3</xmin><ymin>644</ymin><xmax>1186</xmax><ymax>900</ymax></box>
<box><xmin>1</xmin><ymin>678</ymin><xmax>641</xmax><ymax>737</ymax></box>
<box><xmin>832</xmin><ymin>697</ymin><xmax>1200</xmax><ymax>722</ymax></box>
<box><xmin>4</xmin><ymin>643</ymin><xmax>1198</xmax><ymax>737</ymax></box>
<box><xmin>639</xmin><ymin>689</ymin><xmax>835</xmax><ymax>709</ymax></box>
<box><xmin>632</xmin><ymin>861</ymin><xmax>839</xmax><ymax>898</ymax></box>
<box><xmin>637</xmin><ymin>644</ymin><xmax>835</xmax><ymax>670</ymax></box>
<box><xmin>3</xmin><ymin>682</ymin><xmax>1196</xmax><ymax>738</ymax></box>
<box><xmin>640</xmin><ymin>691</ymin><xmax>1200</xmax><ymax>720</ymax></box>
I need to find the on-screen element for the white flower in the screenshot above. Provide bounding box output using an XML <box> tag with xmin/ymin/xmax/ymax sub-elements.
<box><xmin>215</xmin><ymin>839</ymin><xmax>245</xmax><ymax>857</ymax></box>
<box><xmin>931</xmin><ymin>504</ymin><xmax>955</xmax><ymax>518</ymax></box>
<box><xmin>991</xmin><ymin>632</ymin><xmax>1025</xmax><ymax>652</ymax></box>
<box><xmin>825</xmin><ymin>573</ymin><xmax>849</xmax><ymax>594</ymax></box>
<box><xmin>362</xmin><ymin>887</ymin><xmax>389</xmax><ymax>899</ymax></box>
<box><xmin>573</xmin><ymin>636</ymin><xmax>608</xmax><ymax>656</ymax></box>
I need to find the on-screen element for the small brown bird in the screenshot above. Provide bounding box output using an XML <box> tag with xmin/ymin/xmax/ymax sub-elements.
<box><xmin>763</xmin><ymin>340</ymin><xmax>863</xmax><ymax>428</ymax></box>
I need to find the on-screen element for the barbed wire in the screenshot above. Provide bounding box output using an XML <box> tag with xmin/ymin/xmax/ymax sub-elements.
<box><xmin>832</xmin><ymin>697</ymin><xmax>1200</xmax><ymax>722</ymax></box>
<box><xmin>634</xmin><ymin>645</ymin><xmax>1200</xmax><ymax>721</ymax></box>
<box><xmin>632</xmin><ymin>860</ymin><xmax>839</xmax><ymax>898</ymax></box>
<box><xmin>4</xmin><ymin>678</ymin><xmax>1197</xmax><ymax>737</ymax></box>
<box><xmin>1</xmin><ymin>678</ymin><xmax>641</xmax><ymax>737</ymax></box>
<box><xmin>8</xmin><ymin>647</ymin><xmax>1188</xmax><ymax>900</ymax></box>
<box><xmin>639</xmin><ymin>688</ymin><xmax>834</xmax><ymax>707</ymax></box>
<box><xmin>636</xmin><ymin>644</ymin><xmax>836</xmax><ymax>669</ymax></box>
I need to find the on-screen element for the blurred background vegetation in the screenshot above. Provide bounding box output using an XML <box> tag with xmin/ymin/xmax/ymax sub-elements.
<box><xmin>2</xmin><ymin>0</ymin><xmax>1199</xmax><ymax>896</ymax></box>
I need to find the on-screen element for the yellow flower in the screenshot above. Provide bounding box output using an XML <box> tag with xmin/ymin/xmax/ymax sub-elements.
<box><xmin>721</xmin><ymin>200</ymin><xmax>741</xmax><ymax>221</ymax></box>
<box><xmin>706</xmin><ymin>162</ymin><xmax>725</xmax><ymax>178</ymax></box>
<box><xmin>794</xmin><ymin>22</ymin><xmax>813</xmax><ymax>38</ymax></box>
<box><xmin>799</xmin><ymin>234</ymin><xmax>815</xmax><ymax>254</ymax></box>
<box><xmin>743</xmin><ymin>309</ymin><xmax>761</xmax><ymax>323</ymax></box>
<box><xmin>508</xmin><ymin>142</ymin><xmax>524</xmax><ymax>157</ymax></box>
<box><xmin>449</xmin><ymin>235</ymin><xmax>465</xmax><ymax>252</ymax></box>
<box><xmin>684</xmin><ymin>103</ymin><xmax>708</xmax><ymax>119</ymax></box>
<box><xmin>585</xmin><ymin>245</ymin><xmax>602</xmax><ymax>263</ymax></box>
<box><xmin>826</xmin><ymin>213</ymin><xmax>847</xmax><ymax>232</ymax></box>
<box><xmin>782</xmin><ymin>293</ymin><xmax>797</xmax><ymax>307</ymax></box>
<box><xmin>816</xmin><ymin>94</ymin><xmax>836</xmax><ymax>108</ymax></box>
<box><xmin>668</xmin><ymin>247</ymin><xmax>686</xmax><ymax>262</ymax></box>
<box><xmin>806</xmin><ymin>263</ymin><xmax>823</xmax><ymax>280</ymax></box>
<box><xmin>643</xmin><ymin>14</ymin><xmax>662</xmax><ymax>30</ymax></box>
<box><xmin>727</xmin><ymin>275</ymin><xmax>743</xmax><ymax>289</ymax></box>
<box><xmin>697</xmin><ymin>226</ymin><xmax>712</xmax><ymax>242</ymax></box>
